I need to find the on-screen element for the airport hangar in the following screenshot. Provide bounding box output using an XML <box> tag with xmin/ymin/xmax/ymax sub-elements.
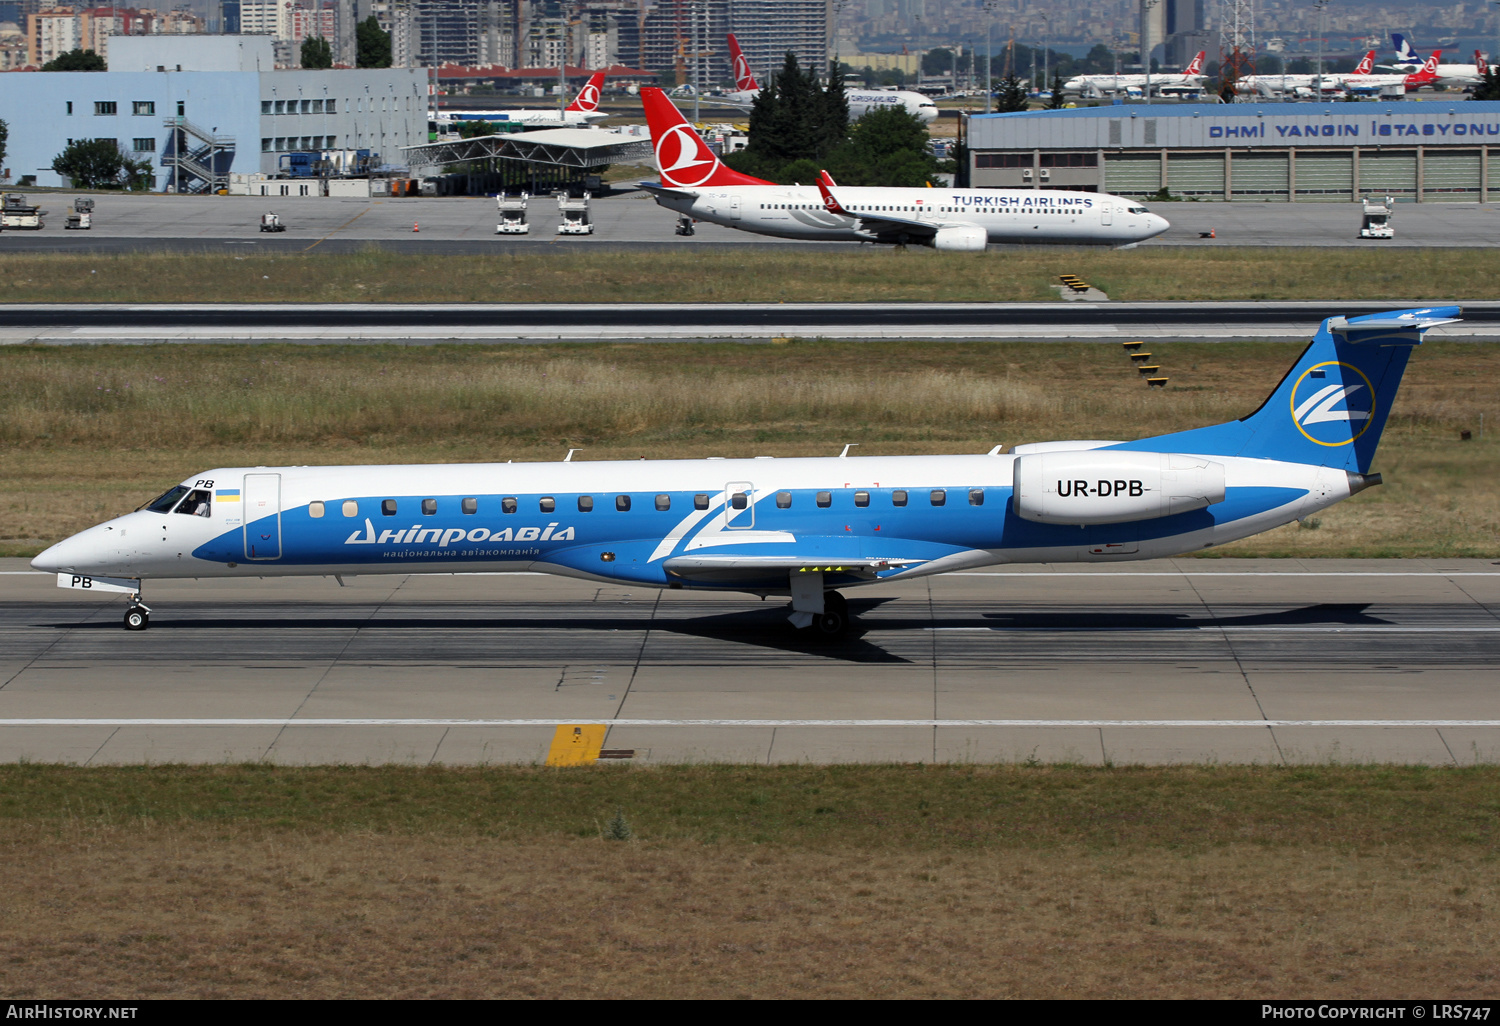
<box><xmin>966</xmin><ymin>101</ymin><xmax>1500</xmax><ymax>203</ymax></box>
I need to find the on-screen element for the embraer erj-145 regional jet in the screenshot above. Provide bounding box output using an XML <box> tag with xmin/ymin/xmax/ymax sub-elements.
<box><xmin>35</xmin><ymin>308</ymin><xmax>1455</xmax><ymax>636</ymax></box>
<box><xmin>636</xmin><ymin>87</ymin><xmax>1169</xmax><ymax>250</ymax></box>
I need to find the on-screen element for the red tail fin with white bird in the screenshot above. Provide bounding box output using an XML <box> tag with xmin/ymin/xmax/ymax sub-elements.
<box><xmin>728</xmin><ymin>33</ymin><xmax>759</xmax><ymax>92</ymax></box>
<box><xmin>565</xmin><ymin>71</ymin><xmax>606</xmax><ymax>112</ymax></box>
<box><xmin>640</xmin><ymin>87</ymin><xmax>772</xmax><ymax>189</ymax></box>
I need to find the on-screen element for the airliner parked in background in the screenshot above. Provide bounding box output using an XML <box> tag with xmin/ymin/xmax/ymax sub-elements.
<box><xmin>1239</xmin><ymin>51</ymin><xmax>1439</xmax><ymax>98</ymax></box>
<box><xmin>636</xmin><ymin>87</ymin><xmax>1168</xmax><ymax>250</ymax></box>
<box><xmin>1383</xmin><ymin>34</ymin><xmax>1484</xmax><ymax>87</ymax></box>
<box><xmin>1062</xmin><ymin>51</ymin><xmax>1206</xmax><ymax>97</ymax></box>
<box><xmin>435</xmin><ymin>71</ymin><xmax>608</xmax><ymax>130</ymax></box>
<box><xmin>715</xmin><ymin>33</ymin><xmax>938</xmax><ymax>123</ymax></box>
<box><xmin>34</xmin><ymin>307</ymin><xmax>1452</xmax><ymax>636</ymax></box>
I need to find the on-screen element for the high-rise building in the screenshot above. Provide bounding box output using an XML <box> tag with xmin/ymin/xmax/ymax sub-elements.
<box><xmin>640</xmin><ymin>0</ymin><xmax>829</xmax><ymax>88</ymax></box>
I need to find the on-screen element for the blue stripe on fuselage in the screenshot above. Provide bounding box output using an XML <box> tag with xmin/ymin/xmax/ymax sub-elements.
<box><xmin>192</xmin><ymin>485</ymin><xmax>1309</xmax><ymax>579</ymax></box>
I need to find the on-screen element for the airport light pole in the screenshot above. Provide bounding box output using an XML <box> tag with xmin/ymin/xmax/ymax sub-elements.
<box><xmin>984</xmin><ymin>0</ymin><xmax>1001</xmax><ymax>114</ymax></box>
<box><xmin>1142</xmin><ymin>0</ymin><xmax>1161</xmax><ymax>104</ymax></box>
<box><xmin>1314</xmin><ymin>0</ymin><xmax>1329</xmax><ymax>102</ymax></box>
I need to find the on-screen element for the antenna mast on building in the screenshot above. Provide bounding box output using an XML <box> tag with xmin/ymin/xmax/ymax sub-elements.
<box><xmin>1218</xmin><ymin>0</ymin><xmax>1257</xmax><ymax>98</ymax></box>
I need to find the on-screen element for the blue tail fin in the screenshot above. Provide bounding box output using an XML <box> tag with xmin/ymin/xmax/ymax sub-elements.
<box><xmin>1110</xmin><ymin>307</ymin><xmax>1459</xmax><ymax>472</ymax></box>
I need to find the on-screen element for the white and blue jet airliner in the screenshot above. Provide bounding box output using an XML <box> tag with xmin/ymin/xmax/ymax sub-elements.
<box><xmin>33</xmin><ymin>306</ymin><xmax>1455</xmax><ymax>635</ymax></box>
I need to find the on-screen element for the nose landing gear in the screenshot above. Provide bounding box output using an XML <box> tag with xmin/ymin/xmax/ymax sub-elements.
<box><xmin>123</xmin><ymin>589</ymin><xmax>151</xmax><ymax>631</ymax></box>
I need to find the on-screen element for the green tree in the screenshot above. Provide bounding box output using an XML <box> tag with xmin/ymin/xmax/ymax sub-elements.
<box><xmin>41</xmin><ymin>48</ymin><xmax>106</xmax><ymax>71</ymax></box>
<box><xmin>1047</xmin><ymin>74</ymin><xmax>1066</xmax><ymax>108</ymax></box>
<box><xmin>818</xmin><ymin>60</ymin><xmax>850</xmax><ymax>158</ymax></box>
<box><xmin>52</xmin><ymin>139</ymin><xmax>125</xmax><ymax>188</ymax></box>
<box><xmin>300</xmin><ymin>35</ymin><xmax>333</xmax><ymax>70</ymax></box>
<box><xmin>455</xmin><ymin>119</ymin><xmax>497</xmax><ymax>138</ymax></box>
<box><xmin>994</xmin><ymin>74</ymin><xmax>1030</xmax><ymax>113</ymax></box>
<box><xmin>0</xmin><ymin>119</ymin><xmax>7</xmax><ymax>170</ymax></box>
<box><xmin>1473</xmin><ymin>68</ymin><xmax>1500</xmax><ymax>101</ymax></box>
<box><xmin>356</xmin><ymin>16</ymin><xmax>391</xmax><ymax>68</ymax></box>
<box><xmin>826</xmin><ymin>104</ymin><xmax>941</xmax><ymax>187</ymax></box>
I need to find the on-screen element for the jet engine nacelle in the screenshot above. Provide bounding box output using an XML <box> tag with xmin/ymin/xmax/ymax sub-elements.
<box><xmin>931</xmin><ymin>224</ymin><xmax>987</xmax><ymax>252</ymax></box>
<box><xmin>1013</xmin><ymin>450</ymin><xmax>1227</xmax><ymax>525</ymax></box>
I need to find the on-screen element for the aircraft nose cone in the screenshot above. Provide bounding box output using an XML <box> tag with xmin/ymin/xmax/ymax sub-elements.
<box><xmin>31</xmin><ymin>526</ymin><xmax>111</xmax><ymax>575</ymax></box>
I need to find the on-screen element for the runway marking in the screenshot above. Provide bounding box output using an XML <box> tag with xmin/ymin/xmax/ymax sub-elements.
<box><xmin>2</xmin><ymin>719</ymin><xmax>1497</xmax><ymax>728</ymax></box>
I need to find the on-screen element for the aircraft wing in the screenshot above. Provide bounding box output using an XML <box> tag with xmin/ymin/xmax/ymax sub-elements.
<box><xmin>815</xmin><ymin>172</ymin><xmax>972</xmax><ymax>242</ymax></box>
<box><xmin>637</xmin><ymin>181</ymin><xmax>699</xmax><ymax>201</ymax></box>
<box><xmin>662</xmin><ymin>554</ymin><xmax>924</xmax><ymax>587</ymax></box>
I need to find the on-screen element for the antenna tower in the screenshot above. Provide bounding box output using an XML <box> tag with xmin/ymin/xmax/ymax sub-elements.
<box><xmin>1218</xmin><ymin>0</ymin><xmax>1257</xmax><ymax>97</ymax></box>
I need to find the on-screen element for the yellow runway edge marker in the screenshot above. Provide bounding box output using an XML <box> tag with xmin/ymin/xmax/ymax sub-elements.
<box><xmin>546</xmin><ymin>724</ymin><xmax>607</xmax><ymax>766</ymax></box>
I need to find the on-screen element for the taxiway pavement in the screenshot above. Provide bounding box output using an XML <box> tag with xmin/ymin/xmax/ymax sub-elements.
<box><xmin>2</xmin><ymin>557</ymin><xmax>1496</xmax><ymax>767</ymax></box>
<box><xmin>3</xmin><ymin>301</ymin><xmax>1497</xmax><ymax>344</ymax></box>
<box><xmin>4</xmin><ymin>190</ymin><xmax>1499</xmax><ymax>252</ymax></box>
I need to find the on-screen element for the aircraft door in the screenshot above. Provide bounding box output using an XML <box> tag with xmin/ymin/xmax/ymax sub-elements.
<box><xmin>723</xmin><ymin>481</ymin><xmax>754</xmax><ymax>529</ymax></box>
<box><xmin>730</xmin><ymin>195</ymin><xmax>741</xmax><ymax>220</ymax></box>
<box><xmin>243</xmin><ymin>473</ymin><xmax>282</xmax><ymax>560</ymax></box>
<box><xmin>1101</xmin><ymin>203</ymin><xmax>1113</xmax><ymax>226</ymax></box>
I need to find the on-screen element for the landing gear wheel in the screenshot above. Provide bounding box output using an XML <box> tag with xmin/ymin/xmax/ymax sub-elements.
<box><xmin>815</xmin><ymin>591</ymin><xmax>849</xmax><ymax>637</ymax></box>
<box><xmin>123</xmin><ymin>606</ymin><xmax>149</xmax><ymax>631</ymax></box>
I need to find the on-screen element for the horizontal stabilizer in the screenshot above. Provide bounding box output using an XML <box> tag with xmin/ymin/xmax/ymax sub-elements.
<box><xmin>1328</xmin><ymin>307</ymin><xmax>1460</xmax><ymax>344</ymax></box>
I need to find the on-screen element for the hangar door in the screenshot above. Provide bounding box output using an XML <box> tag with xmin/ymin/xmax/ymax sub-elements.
<box><xmin>1229</xmin><ymin>152</ymin><xmax>1288</xmax><ymax>199</ymax></box>
<box><xmin>1103</xmin><ymin>154</ymin><xmax>1162</xmax><ymax>196</ymax></box>
<box><xmin>1165</xmin><ymin>153</ymin><xmax>1224</xmax><ymax>198</ymax></box>
<box><xmin>1424</xmin><ymin>150</ymin><xmax>1482</xmax><ymax>200</ymax></box>
<box><xmin>1293</xmin><ymin>151</ymin><xmax>1352</xmax><ymax>202</ymax></box>
<box><xmin>1359</xmin><ymin>150</ymin><xmax>1417</xmax><ymax>198</ymax></box>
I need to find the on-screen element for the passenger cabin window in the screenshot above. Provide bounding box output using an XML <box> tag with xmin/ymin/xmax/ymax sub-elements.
<box><xmin>175</xmin><ymin>489</ymin><xmax>211</xmax><ymax>517</ymax></box>
<box><xmin>775</xmin><ymin>491</ymin><xmax>792</xmax><ymax>509</ymax></box>
<box><xmin>616</xmin><ymin>495</ymin><xmax>631</xmax><ymax>511</ymax></box>
<box><xmin>501</xmin><ymin>497</ymin><xmax>517</xmax><ymax>514</ymax></box>
<box><xmin>142</xmin><ymin>484</ymin><xmax>190</xmax><ymax>513</ymax></box>
<box><xmin>693</xmin><ymin>494</ymin><xmax>709</xmax><ymax>510</ymax></box>
<box><xmin>382</xmin><ymin>499</ymin><xmax>398</xmax><ymax>516</ymax></box>
<box><xmin>578</xmin><ymin>496</ymin><xmax>594</xmax><ymax>512</ymax></box>
<box><xmin>816</xmin><ymin>491</ymin><xmax>832</xmax><ymax>508</ymax></box>
<box><xmin>342</xmin><ymin>500</ymin><xmax>358</xmax><ymax>517</ymax></box>
<box><xmin>969</xmin><ymin>488</ymin><xmax>984</xmax><ymax>506</ymax></box>
<box><xmin>730</xmin><ymin>491</ymin><xmax>748</xmax><ymax>510</ymax></box>
<box><xmin>854</xmin><ymin>491</ymin><xmax>870</xmax><ymax>508</ymax></box>
<box><xmin>930</xmin><ymin>489</ymin><xmax>946</xmax><ymax>506</ymax></box>
<box><xmin>540</xmin><ymin>497</ymin><xmax>556</xmax><ymax>513</ymax></box>
<box><xmin>461</xmin><ymin>498</ymin><xmax>478</xmax><ymax>515</ymax></box>
<box><xmin>309</xmin><ymin>501</ymin><xmax>325</xmax><ymax>518</ymax></box>
<box><xmin>892</xmin><ymin>490</ymin><xmax>908</xmax><ymax>507</ymax></box>
<box><xmin>655</xmin><ymin>494</ymin><xmax>671</xmax><ymax>511</ymax></box>
<box><xmin>422</xmin><ymin>498</ymin><xmax>437</xmax><ymax>515</ymax></box>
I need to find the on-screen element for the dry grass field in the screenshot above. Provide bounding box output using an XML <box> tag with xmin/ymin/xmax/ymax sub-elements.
<box><xmin>1</xmin><ymin>246</ymin><xmax>1498</xmax><ymax>303</ymax></box>
<box><xmin>0</xmin><ymin>765</ymin><xmax>1495</xmax><ymax>999</ymax></box>
<box><xmin>1</xmin><ymin>340</ymin><xmax>1495</xmax><ymax>557</ymax></box>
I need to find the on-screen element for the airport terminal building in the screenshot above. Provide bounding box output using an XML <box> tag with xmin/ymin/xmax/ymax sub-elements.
<box><xmin>967</xmin><ymin>101</ymin><xmax>1500</xmax><ymax>202</ymax></box>
<box><xmin>0</xmin><ymin>37</ymin><xmax>425</xmax><ymax>192</ymax></box>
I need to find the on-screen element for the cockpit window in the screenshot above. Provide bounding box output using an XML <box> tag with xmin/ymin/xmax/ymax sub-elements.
<box><xmin>141</xmin><ymin>485</ymin><xmax>190</xmax><ymax>513</ymax></box>
<box><xmin>175</xmin><ymin>489</ymin><xmax>212</xmax><ymax>517</ymax></box>
<box><xmin>1128</xmin><ymin>206</ymin><xmax>1150</xmax><ymax>214</ymax></box>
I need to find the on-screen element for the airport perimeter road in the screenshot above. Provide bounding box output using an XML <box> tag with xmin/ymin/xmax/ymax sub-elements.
<box><xmin>2</xmin><ymin>558</ymin><xmax>1497</xmax><ymax>767</ymax></box>
<box><xmin>4</xmin><ymin>191</ymin><xmax>1500</xmax><ymax>252</ymax></box>
<box><xmin>4</xmin><ymin>300</ymin><xmax>1500</xmax><ymax>343</ymax></box>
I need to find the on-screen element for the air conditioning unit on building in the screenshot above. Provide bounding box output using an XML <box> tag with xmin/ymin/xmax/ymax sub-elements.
<box><xmin>1040</xmin><ymin>168</ymin><xmax>1051</xmax><ymax>180</ymax></box>
<box><xmin>1022</xmin><ymin>168</ymin><xmax>1033</xmax><ymax>179</ymax></box>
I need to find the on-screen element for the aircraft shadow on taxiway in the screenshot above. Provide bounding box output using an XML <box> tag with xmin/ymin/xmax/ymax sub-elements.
<box><xmin>43</xmin><ymin>601</ymin><xmax>1397</xmax><ymax>666</ymax></box>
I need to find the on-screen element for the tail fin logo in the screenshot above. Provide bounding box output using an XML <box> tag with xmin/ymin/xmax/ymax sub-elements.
<box><xmin>1353</xmin><ymin>51</ymin><xmax>1373</xmax><ymax>75</ymax></box>
<box><xmin>656</xmin><ymin>123</ymin><xmax>720</xmax><ymax>188</ymax></box>
<box><xmin>728</xmin><ymin>33</ymin><xmax>758</xmax><ymax>91</ymax></box>
<box><xmin>575</xmin><ymin>83</ymin><xmax>600</xmax><ymax>109</ymax></box>
<box><xmin>1291</xmin><ymin>362</ymin><xmax>1375</xmax><ymax>446</ymax></box>
<box><xmin>1184</xmin><ymin>51</ymin><xmax>1204</xmax><ymax>76</ymax></box>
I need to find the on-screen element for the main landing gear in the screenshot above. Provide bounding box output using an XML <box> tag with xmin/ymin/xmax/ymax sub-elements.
<box><xmin>123</xmin><ymin>589</ymin><xmax>151</xmax><ymax>631</ymax></box>
<box><xmin>813</xmin><ymin>591</ymin><xmax>849</xmax><ymax>637</ymax></box>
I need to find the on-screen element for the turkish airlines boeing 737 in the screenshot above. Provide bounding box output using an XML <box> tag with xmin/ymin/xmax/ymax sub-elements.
<box><xmin>35</xmin><ymin>307</ymin><xmax>1454</xmax><ymax>637</ymax></box>
<box><xmin>716</xmin><ymin>33</ymin><xmax>938</xmax><ymax>123</ymax></box>
<box><xmin>636</xmin><ymin>87</ymin><xmax>1169</xmax><ymax>250</ymax></box>
<box><xmin>436</xmin><ymin>70</ymin><xmax>609</xmax><ymax>130</ymax></box>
